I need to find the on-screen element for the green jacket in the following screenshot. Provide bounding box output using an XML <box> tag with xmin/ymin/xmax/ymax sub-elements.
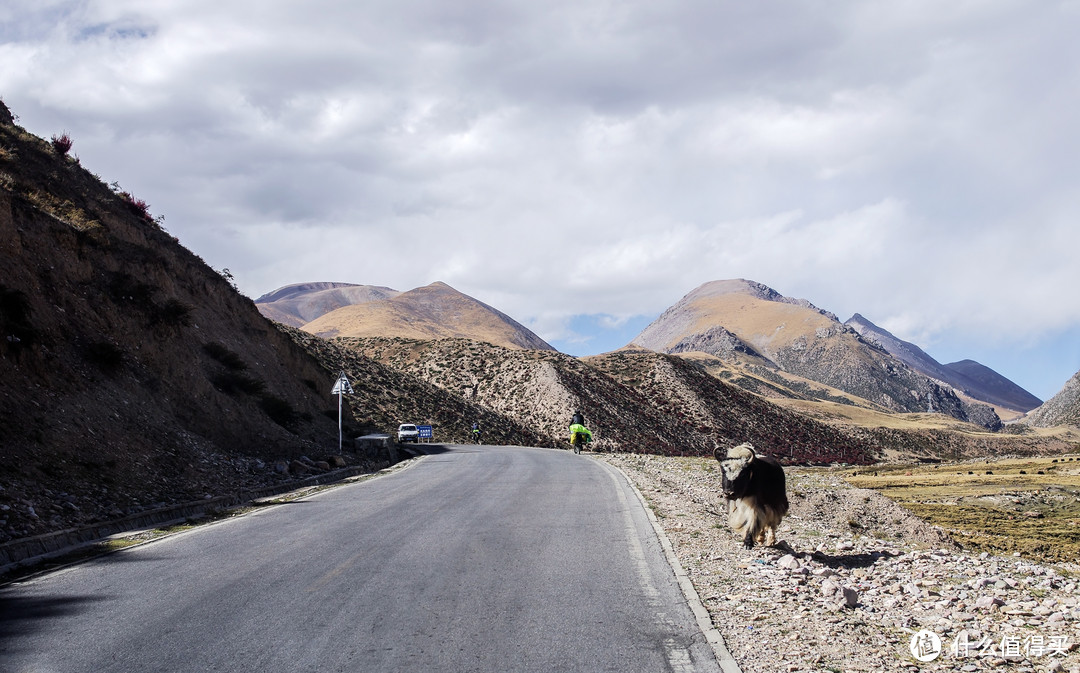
<box><xmin>569</xmin><ymin>423</ymin><xmax>592</xmax><ymax>442</ymax></box>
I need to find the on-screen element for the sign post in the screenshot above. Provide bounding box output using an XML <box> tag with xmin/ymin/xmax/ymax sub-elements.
<box><xmin>331</xmin><ymin>371</ymin><xmax>353</xmax><ymax>452</ymax></box>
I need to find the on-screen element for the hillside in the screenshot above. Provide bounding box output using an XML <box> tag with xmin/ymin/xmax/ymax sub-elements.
<box><xmin>846</xmin><ymin>313</ymin><xmax>1041</xmax><ymax>413</ymax></box>
<box><xmin>303</xmin><ymin>281</ymin><xmax>555</xmax><ymax>351</ymax></box>
<box><xmin>1022</xmin><ymin>369</ymin><xmax>1080</xmax><ymax>429</ymax></box>
<box><xmin>279</xmin><ymin>328</ymin><xmax>546</xmax><ymax>446</ymax></box>
<box><xmin>0</xmin><ymin>101</ymin><xmax>360</xmax><ymax>543</ymax></box>
<box><xmin>254</xmin><ymin>282</ymin><xmax>400</xmax><ymax>328</ymax></box>
<box><xmin>631</xmin><ymin>279</ymin><xmax>1003</xmax><ymax>430</ymax></box>
<box><xmin>345</xmin><ymin>336</ymin><xmax>886</xmax><ymax>463</ymax></box>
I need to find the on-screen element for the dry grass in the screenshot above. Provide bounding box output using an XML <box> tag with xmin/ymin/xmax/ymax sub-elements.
<box><xmin>687</xmin><ymin>293</ymin><xmax>835</xmax><ymax>351</ymax></box>
<box><xmin>846</xmin><ymin>454</ymin><xmax>1080</xmax><ymax>563</ymax></box>
<box><xmin>771</xmin><ymin>397</ymin><xmax>993</xmax><ymax>432</ymax></box>
<box><xmin>302</xmin><ymin>283</ymin><xmax>544</xmax><ymax>350</ymax></box>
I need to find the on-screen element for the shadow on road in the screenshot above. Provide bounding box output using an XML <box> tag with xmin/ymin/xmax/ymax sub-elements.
<box><xmin>0</xmin><ymin>593</ymin><xmax>110</xmax><ymax>644</ymax></box>
<box><xmin>410</xmin><ymin>444</ymin><xmax>454</xmax><ymax>455</ymax></box>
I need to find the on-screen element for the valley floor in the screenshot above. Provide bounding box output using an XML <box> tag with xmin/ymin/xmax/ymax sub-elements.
<box><xmin>600</xmin><ymin>453</ymin><xmax>1080</xmax><ymax>673</ymax></box>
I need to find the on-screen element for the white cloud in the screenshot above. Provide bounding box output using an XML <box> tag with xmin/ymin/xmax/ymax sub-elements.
<box><xmin>2</xmin><ymin>0</ymin><xmax>1079</xmax><ymax>396</ymax></box>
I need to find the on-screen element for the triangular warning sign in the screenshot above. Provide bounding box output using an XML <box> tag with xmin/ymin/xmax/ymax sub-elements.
<box><xmin>331</xmin><ymin>374</ymin><xmax>353</xmax><ymax>395</ymax></box>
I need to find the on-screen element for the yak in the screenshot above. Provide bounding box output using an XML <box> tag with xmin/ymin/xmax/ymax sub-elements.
<box><xmin>714</xmin><ymin>443</ymin><xmax>789</xmax><ymax>549</ymax></box>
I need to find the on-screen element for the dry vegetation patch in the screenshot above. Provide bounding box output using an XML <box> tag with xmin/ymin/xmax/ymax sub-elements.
<box><xmin>847</xmin><ymin>454</ymin><xmax>1080</xmax><ymax>564</ymax></box>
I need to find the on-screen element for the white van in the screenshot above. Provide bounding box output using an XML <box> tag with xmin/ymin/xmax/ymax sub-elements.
<box><xmin>397</xmin><ymin>424</ymin><xmax>420</xmax><ymax>443</ymax></box>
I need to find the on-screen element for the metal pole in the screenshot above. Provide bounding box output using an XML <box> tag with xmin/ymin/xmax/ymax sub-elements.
<box><xmin>338</xmin><ymin>389</ymin><xmax>343</xmax><ymax>453</ymax></box>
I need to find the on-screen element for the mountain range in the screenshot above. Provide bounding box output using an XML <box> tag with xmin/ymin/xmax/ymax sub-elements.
<box><xmin>844</xmin><ymin>314</ymin><xmax>1042</xmax><ymax>415</ymax></box>
<box><xmin>258</xmin><ymin>276</ymin><xmax>1069</xmax><ymax>432</ymax></box>
<box><xmin>628</xmin><ymin>279</ymin><xmax>1018</xmax><ymax>429</ymax></box>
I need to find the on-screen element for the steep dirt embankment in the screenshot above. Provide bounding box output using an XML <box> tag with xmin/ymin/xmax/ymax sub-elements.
<box><xmin>0</xmin><ymin>105</ymin><xmax>350</xmax><ymax>543</ymax></box>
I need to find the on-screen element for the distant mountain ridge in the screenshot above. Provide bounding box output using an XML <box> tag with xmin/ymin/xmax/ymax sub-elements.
<box><xmin>255</xmin><ymin>282</ymin><xmax>400</xmax><ymax>327</ymax></box>
<box><xmin>631</xmin><ymin>279</ymin><xmax>1004</xmax><ymax>429</ymax></box>
<box><xmin>845</xmin><ymin>314</ymin><xmax>1041</xmax><ymax>413</ymax></box>
<box><xmin>300</xmin><ymin>281</ymin><xmax>556</xmax><ymax>351</ymax></box>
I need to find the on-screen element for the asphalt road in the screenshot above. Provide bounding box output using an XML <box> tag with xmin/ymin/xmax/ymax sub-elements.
<box><xmin>0</xmin><ymin>445</ymin><xmax>723</xmax><ymax>672</ymax></box>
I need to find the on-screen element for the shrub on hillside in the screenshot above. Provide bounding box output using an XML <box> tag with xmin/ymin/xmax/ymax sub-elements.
<box><xmin>152</xmin><ymin>298</ymin><xmax>193</xmax><ymax>327</ymax></box>
<box><xmin>210</xmin><ymin>370</ymin><xmax>266</xmax><ymax>396</ymax></box>
<box><xmin>50</xmin><ymin>132</ymin><xmax>73</xmax><ymax>156</ymax></box>
<box><xmin>203</xmin><ymin>342</ymin><xmax>248</xmax><ymax>371</ymax></box>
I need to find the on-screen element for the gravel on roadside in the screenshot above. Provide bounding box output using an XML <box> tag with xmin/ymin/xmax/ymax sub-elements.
<box><xmin>600</xmin><ymin>453</ymin><xmax>1080</xmax><ymax>673</ymax></box>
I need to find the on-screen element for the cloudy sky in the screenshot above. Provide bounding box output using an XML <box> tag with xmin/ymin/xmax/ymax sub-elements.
<box><xmin>3</xmin><ymin>0</ymin><xmax>1079</xmax><ymax>400</ymax></box>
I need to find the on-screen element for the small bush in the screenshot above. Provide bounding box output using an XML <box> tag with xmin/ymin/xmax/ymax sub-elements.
<box><xmin>117</xmin><ymin>190</ymin><xmax>153</xmax><ymax>222</ymax></box>
<box><xmin>259</xmin><ymin>395</ymin><xmax>299</xmax><ymax>429</ymax></box>
<box><xmin>210</xmin><ymin>370</ymin><xmax>266</xmax><ymax>396</ymax></box>
<box><xmin>153</xmin><ymin>298</ymin><xmax>193</xmax><ymax>327</ymax></box>
<box><xmin>50</xmin><ymin>132</ymin><xmax>73</xmax><ymax>156</ymax></box>
<box><xmin>203</xmin><ymin>342</ymin><xmax>247</xmax><ymax>371</ymax></box>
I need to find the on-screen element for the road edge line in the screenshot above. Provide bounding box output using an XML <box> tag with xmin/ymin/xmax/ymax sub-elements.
<box><xmin>601</xmin><ymin>459</ymin><xmax>744</xmax><ymax>673</ymax></box>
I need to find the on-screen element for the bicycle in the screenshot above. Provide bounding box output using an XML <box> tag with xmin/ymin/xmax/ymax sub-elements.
<box><xmin>569</xmin><ymin>423</ymin><xmax>591</xmax><ymax>454</ymax></box>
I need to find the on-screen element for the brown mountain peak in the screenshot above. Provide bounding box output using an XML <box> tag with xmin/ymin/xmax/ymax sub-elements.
<box><xmin>302</xmin><ymin>281</ymin><xmax>554</xmax><ymax>351</ymax></box>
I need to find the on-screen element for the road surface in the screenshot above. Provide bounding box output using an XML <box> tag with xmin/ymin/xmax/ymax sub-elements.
<box><xmin>0</xmin><ymin>445</ymin><xmax>724</xmax><ymax>672</ymax></box>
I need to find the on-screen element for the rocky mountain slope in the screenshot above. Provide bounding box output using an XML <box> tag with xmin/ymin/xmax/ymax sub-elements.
<box><xmin>350</xmin><ymin>336</ymin><xmax>1042</xmax><ymax>465</ymax></box>
<box><xmin>0</xmin><ymin>102</ymin><xmax>364</xmax><ymax>543</ymax></box>
<box><xmin>254</xmin><ymin>282</ymin><xmax>400</xmax><ymax>327</ymax></box>
<box><xmin>343</xmin><ymin>336</ymin><xmax>714</xmax><ymax>456</ymax></box>
<box><xmin>1022</xmin><ymin>369</ymin><xmax>1080</xmax><ymax>429</ymax></box>
<box><xmin>344</xmin><ymin>336</ymin><xmax>1071</xmax><ymax>463</ymax></box>
<box><xmin>280</xmin><ymin>328</ymin><xmax>546</xmax><ymax>446</ymax></box>
<box><xmin>846</xmin><ymin>313</ymin><xmax>1041</xmax><ymax>413</ymax></box>
<box><xmin>302</xmin><ymin>281</ymin><xmax>555</xmax><ymax>351</ymax></box>
<box><xmin>631</xmin><ymin>279</ymin><xmax>1003</xmax><ymax>430</ymax></box>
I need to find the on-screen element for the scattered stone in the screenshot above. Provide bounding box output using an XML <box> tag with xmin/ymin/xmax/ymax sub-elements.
<box><xmin>288</xmin><ymin>460</ymin><xmax>311</xmax><ymax>475</ymax></box>
<box><xmin>975</xmin><ymin>595</ymin><xmax>1005</xmax><ymax>610</ymax></box>
<box><xmin>600</xmin><ymin>454</ymin><xmax>1080</xmax><ymax>673</ymax></box>
<box><xmin>841</xmin><ymin>586</ymin><xmax>858</xmax><ymax>608</ymax></box>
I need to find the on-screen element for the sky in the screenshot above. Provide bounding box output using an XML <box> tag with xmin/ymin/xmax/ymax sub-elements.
<box><xmin>2</xmin><ymin>0</ymin><xmax>1079</xmax><ymax>401</ymax></box>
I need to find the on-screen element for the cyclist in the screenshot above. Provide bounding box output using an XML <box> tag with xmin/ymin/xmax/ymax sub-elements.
<box><xmin>569</xmin><ymin>422</ymin><xmax>592</xmax><ymax>454</ymax></box>
<box><xmin>471</xmin><ymin>421</ymin><xmax>482</xmax><ymax>444</ymax></box>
